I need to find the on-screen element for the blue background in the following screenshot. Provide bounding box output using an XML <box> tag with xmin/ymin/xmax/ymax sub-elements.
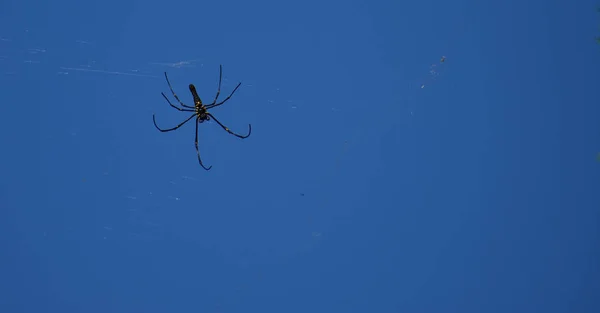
<box><xmin>1</xmin><ymin>0</ymin><xmax>599</xmax><ymax>312</ymax></box>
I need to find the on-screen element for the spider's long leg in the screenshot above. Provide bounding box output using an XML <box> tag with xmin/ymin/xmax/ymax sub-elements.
<box><xmin>164</xmin><ymin>72</ymin><xmax>194</xmax><ymax>109</ymax></box>
<box><xmin>153</xmin><ymin>113</ymin><xmax>196</xmax><ymax>132</ymax></box>
<box><xmin>195</xmin><ymin>119</ymin><xmax>213</xmax><ymax>170</ymax></box>
<box><xmin>205</xmin><ymin>82</ymin><xmax>242</xmax><ymax>109</ymax></box>
<box><xmin>209</xmin><ymin>65</ymin><xmax>223</xmax><ymax>106</ymax></box>
<box><xmin>207</xmin><ymin>113</ymin><xmax>251</xmax><ymax>139</ymax></box>
<box><xmin>162</xmin><ymin>92</ymin><xmax>195</xmax><ymax>112</ymax></box>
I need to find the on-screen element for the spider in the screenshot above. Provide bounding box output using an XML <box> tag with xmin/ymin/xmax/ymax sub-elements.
<box><xmin>152</xmin><ymin>65</ymin><xmax>251</xmax><ymax>170</ymax></box>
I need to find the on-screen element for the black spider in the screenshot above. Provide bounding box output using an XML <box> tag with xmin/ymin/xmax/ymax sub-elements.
<box><xmin>152</xmin><ymin>65</ymin><xmax>251</xmax><ymax>170</ymax></box>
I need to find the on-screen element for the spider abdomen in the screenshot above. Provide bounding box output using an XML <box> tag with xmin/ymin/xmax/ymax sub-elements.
<box><xmin>189</xmin><ymin>84</ymin><xmax>203</xmax><ymax>106</ymax></box>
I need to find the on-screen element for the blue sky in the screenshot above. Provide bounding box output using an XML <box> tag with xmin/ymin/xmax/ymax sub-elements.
<box><xmin>1</xmin><ymin>0</ymin><xmax>599</xmax><ymax>312</ymax></box>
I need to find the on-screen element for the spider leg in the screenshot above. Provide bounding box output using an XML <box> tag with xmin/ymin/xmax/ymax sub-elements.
<box><xmin>205</xmin><ymin>82</ymin><xmax>242</xmax><ymax>109</ymax></box>
<box><xmin>162</xmin><ymin>92</ymin><xmax>195</xmax><ymax>112</ymax></box>
<box><xmin>153</xmin><ymin>113</ymin><xmax>196</xmax><ymax>132</ymax></box>
<box><xmin>209</xmin><ymin>65</ymin><xmax>223</xmax><ymax>105</ymax></box>
<box><xmin>207</xmin><ymin>113</ymin><xmax>251</xmax><ymax>139</ymax></box>
<box><xmin>195</xmin><ymin>118</ymin><xmax>212</xmax><ymax>170</ymax></box>
<box><xmin>164</xmin><ymin>72</ymin><xmax>195</xmax><ymax>109</ymax></box>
